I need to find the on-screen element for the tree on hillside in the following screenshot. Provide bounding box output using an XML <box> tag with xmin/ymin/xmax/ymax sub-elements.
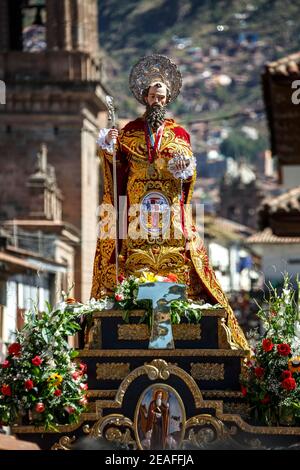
<box><xmin>220</xmin><ymin>132</ymin><xmax>267</xmax><ymax>162</ymax></box>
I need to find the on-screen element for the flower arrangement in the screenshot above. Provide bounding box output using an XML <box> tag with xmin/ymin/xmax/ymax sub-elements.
<box><xmin>0</xmin><ymin>299</ymin><xmax>92</xmax><ymax>430</ymax></box>
<box><xmin>113</xmin><ymin>271</ymin><xmax>220</xmax><ymax>325</ymax></box>
<box><xmin>240</xmin><ymin>275</ymin><xmax>300</xmax><ymax>425</ymax></box>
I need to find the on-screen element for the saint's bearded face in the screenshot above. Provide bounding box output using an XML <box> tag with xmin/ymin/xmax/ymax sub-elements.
<box><xmin>144</xmin><ymin>84</ymin><xmax>168</xmax><ymax>130</ymax></box>
<box><xmin>155</xmin><ymin>391</ymin><xmax>163</xmax><ymax>406</ymax></box>
<box><xmin>145</xmin><ymin>103</ymin><xmax>166</xmax><ymax>130</ymax></box>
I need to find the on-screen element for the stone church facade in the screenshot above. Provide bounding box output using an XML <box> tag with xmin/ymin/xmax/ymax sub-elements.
<box><xmin>0</xmin><ymin>0</ymin><xmax>108</xmax><ymax>301</ymax></box>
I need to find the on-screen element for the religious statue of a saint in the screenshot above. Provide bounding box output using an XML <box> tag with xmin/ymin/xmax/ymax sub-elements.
<box><xmin>91</xmin><ymin>54</ymin><xmax>247</xmax><ymax>349</ymax></box>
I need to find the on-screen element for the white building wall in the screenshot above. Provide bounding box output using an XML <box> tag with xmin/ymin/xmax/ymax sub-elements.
<box><xmin>282</xmin><ymin>166</ymin><xmax>300</xmax><ymax>190</ymax></box>
<box><xmin>229</xmin><ymin>245</ymin><xmax>240</xmax><ymax>291</ymax></box>
<box><xmin>2</xmin><ymin>278</ymin><xmax>51</xmax><ymax>350</ymax></box>
<box><xmin>252</xmin><ymin>243</ymin><xmax>300</xmax><ymax>284</ymax></box>
<box><xmin>208</xmin><ymin>242</ymin><xmax>230</xmax><ymax>292</ymax></box>
<box><xmin>3</xmin><ymin>281</ymin><xmax>17</xmax><ymax>343</ymax></box>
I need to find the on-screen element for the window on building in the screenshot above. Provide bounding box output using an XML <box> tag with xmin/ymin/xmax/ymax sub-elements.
<box><xmin>8</xmin><ymin>0</ymin><xmax>47</xmax><ymax>52</ymax></box>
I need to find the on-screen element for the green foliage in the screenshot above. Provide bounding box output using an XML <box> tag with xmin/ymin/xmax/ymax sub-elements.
<box><xmin>112</xmin><ymin>273</ymin><xmax>222</xmax><ymax>325</ymax></box>
<box><xmin>170</xmin><ymin>300</ymin><xmax>203</xmax><ymax>324</ymax></box>
<box><xmin>0</xmin><ymin>302</ymin><xmax>89</xmax><ymax>429</ymax></box>
<box><xmin>241</xmin><ymin>275</ymin><xmax>300</xmax><ymax>425</ymax></box>
<box><xmin>220</xmin><ymin>132</ymin><xmax>267</xmax><ymax>162</ymax></box>
<box><xmin>99</xmin><ymin>0</ymin><xmax>300</xmax><ymax>130</ymax></box>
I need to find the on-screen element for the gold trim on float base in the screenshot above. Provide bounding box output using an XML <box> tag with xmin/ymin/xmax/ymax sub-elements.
<box><xmin>190</xmin><ymin>363</ymin><xmax>225</xmax><ymax>381</ymax></box>
<box><xmin>11</xmin><ymin>413</ymin><xmax>96</xmax><ymax>434</ymax></box>
<box><xmin>89</xmin><ymin>308</ymin><xmax>226</xmax><ymax>318</ymax></box>
<box><xmin>174</xmin><ymin>324</ymin><xmax>201</xmax><ymax>340</ymax></box>
<box><xmin>87</xmin><ymin>390</ymin><xmax>244</xmax><ymax>398</ymax></box>
<box><xmin>223</xmin><ymin>403</ymin><xmax>251</xmax><ymax>416</ymax></box>
<box><xmin>218</xmin><ymin>318</ymin><xmax>231</xmax><ymax>349</ymax></box>
<box><xmin>78</xmin><ymin>348</ymin><xmax>246</xmax><ymax>357</ymax></box>
<box><xmin>91</xmin><ymin>310</ymin><xmax>146</xmax><ymax>318</ymax></box>
<box><xmin>87</xmin><ymin>390</ymin><xmax>117</xmax><ymax>398</ymax></box>
<box><xmin>118</xmin><ymin>324</ymin><xmax>149</xmax><ymax>340</ymax></box>
<box><xmin>216</xmin><ymin>413</ymin><xmax>300</xmax><ymax>435</ymax></box>
<box><xmin>112</xmin><ymin>359</ymin><xmax>204</xmax><ymax>409</ymax></box>
<box><xmin>117</xmin><ymin>323</ymin><xmax>201</xmax><ymax>341</ymax></box>
<box><xmin>84</xmin><ymin>318</ymin><xmax>102</xmax><ymax>350</ymax></box>
<box><xmin>87</xmin><ymin>414</ymin><xmax>137</xmax><ymax>449</ymax></box>
<box><xmin>96</xmin><ymin>362</ymin><xmax>130</xmax><ymax>380</ymax></box>
<box><xmin>184</xmin><ymin>413</ymin><xmax>227</xmax><ymax>446</ymax></box>
<box><xmin>51</xmin><ymin>436</ymin><xmax>76</xmax><ymax>450</ymax></box>
<box><xmin>86</xmin><ymin>389</ymin><xmax>245</xmax><ymax>399</ymax></box>
<box><xmin>202</xmin><ymin>390</ymin><xmax>243</xmax><ymax>398</ymax></box>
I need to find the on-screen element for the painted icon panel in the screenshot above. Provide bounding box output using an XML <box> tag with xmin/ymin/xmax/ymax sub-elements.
<box><xmin>135</xmin><ymin>384</ymin><xmax>186</xmax><ymax>450</ymax></box>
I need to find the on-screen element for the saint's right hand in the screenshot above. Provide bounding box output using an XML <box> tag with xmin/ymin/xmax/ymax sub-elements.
<box><xmin>106</xmin><ymin>128</ymin><xmax>119</xmax><ymax>144</ymax></box>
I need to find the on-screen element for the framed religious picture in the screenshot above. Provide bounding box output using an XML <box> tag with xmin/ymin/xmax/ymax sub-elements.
<box><xmin>134</xmin><ymin>383</ymin><xmax>186</xmax><ymax>450</ymax></box>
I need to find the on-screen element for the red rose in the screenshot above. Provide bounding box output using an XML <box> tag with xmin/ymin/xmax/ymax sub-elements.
<box><xmin>8</xmin><ymin>342</ymin><xmax>21</xmax><ymax>357</ymax></box>
<box><xmin>35</xmin><ymin>402</ymin><xmax>45</xmax><ymax>413</ymax></box>
<box><xmin>262</xmin><ymin>338</ymin><xmax>274</xmax><ymax>352</ymax></box>
<box><xmin>79</xmin><ymin>363</ymin><xmax>87</xmax><ymax>373</ymax></box>
<box><xmin>2</xmin><ymin>360</ymin><xmax>10</xmax><ymax>369</ymax></box>
<box><xmin>79</xmin><ymin>396</ymin><xmax>88</xmax><ymax>406</ymax></box>
<box><xmin>72</xmin><ymin>371</ymin><xmax>80</xmax><ymax>380</ymax></box>
<box><xmin>277</xmin><ymin>343</ymin><xmax>291</xmax><ymax>357</ymax></box>
<box><xmin>24</xmin><ymin>379</ymin><xmax>34</xmax><ymax>390</ymax></box>
<box><xmin>261</xmin><ymin>394</ymin><xmax>270</xmax><ymax>404</ymax></box>
<box><xmin>65</xmin><ymin>406</ymin><xmax>75</xmax><ymax>414</ymax></box>
<box><xmin>79</xmin><ymin>383</ymin><xmax>88</xmax><ymax>391</ymax></box>
<box><xmin>282</xmin><ymin>377</ymin><xmax>297</xmax><ymax>391</ymax></box>
<box><xmin>54</xmin><ymin>389</ymin><xmax>62</xmax><ymax>397</ymax></box>
<box><xmin>241</xmin><ymin>385</ymin><xmax>247</xmax><ymax>396</ymax></box>
<box><xmin>254</xmin><ymin>367</ymin><xmax>265</xmax><ymax>379</ymax></box>
<box><xmin>281</xmin><ymin>370</ymin><xmax>292</xmax><ymax>380</ymax></box>
<box><xmin>31</xmin><ymin>356</ymin><xmax>42</xmax><ymax>366</ymax></box>
<box><xmin>1</xmin><ymin>385</ymin><xmax>12</xmax><ymax>396</ymax></box>
<box><xmin>118</xmin><ymin>274</ymin><xmax>126</xmax><ymax>283</ymax></box>
<box><xmin>115</xmin><ymin>293</ymin><xmax>124</xmax><ymax>302</ymax></box>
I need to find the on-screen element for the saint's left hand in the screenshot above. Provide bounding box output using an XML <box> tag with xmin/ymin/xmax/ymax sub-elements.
<box><xmin>173</xmin><ymin>155</ymin><xmax>190</xmax><ymax>172</ymax></box>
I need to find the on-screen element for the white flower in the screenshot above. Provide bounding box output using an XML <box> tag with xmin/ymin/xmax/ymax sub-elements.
<box><xmin>291</xmin><ymin>337</ymin><xmax>300</xmax><ymax>355</ymax></box>
<box><xmin>294</xmin><ymin>321</ymin><xmax>300</xmax><ymax>339</ymax></box>
<box><xmin>282</xmin><ymin>288</ymin><xmax>291</xmax><ymax>304</ymax></box>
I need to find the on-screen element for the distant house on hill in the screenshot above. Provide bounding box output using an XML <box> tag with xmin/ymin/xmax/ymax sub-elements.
<box><xmin>248</xmin><ymin>188</ymin><xmax>300</xmax><ymax>286</ymax></box>
<box><xmin>248</xmin><ymin>52</ymin><xmax>300</xmax><ymax>286</ymax></box>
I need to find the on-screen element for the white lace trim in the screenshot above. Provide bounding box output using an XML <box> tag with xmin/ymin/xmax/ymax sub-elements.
<box><xmin>96</xmin><ymin>128</ymin><xmax>114</xmax><ymax>153</ymax></box>
<box><xmin>168</xmin><ymin>154</ymin><xmax>196</xmax><ymax>180</ymax></box>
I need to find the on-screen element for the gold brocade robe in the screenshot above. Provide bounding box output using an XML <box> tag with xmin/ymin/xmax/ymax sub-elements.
<box><xmin>91</xmin><ymin>117</ymin><xmax>248</xmax><ymax>350</ymax></box>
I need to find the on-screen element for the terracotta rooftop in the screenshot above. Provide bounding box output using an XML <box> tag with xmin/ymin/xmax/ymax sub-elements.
<box><xmin>261</xmin><ymin>187</ymin><xmax>300</xmax><ymax>214</ymax></box>
<box><xmin>248</xmin><ymin>228</ymin><xmax>300</xmax><ymax>244</ymax></box>
<box><xmin>266</xmin><ymin>52</ymin><xmax>300</xmax><ymax>76</ymax></box>
<box><xmin>212</xmin><ymin>217</ymin><xmax>253</xmax><ymax>235</ymax></box>
<box><xmin>204</xmin><ymin>216</ymin><xmax>253</xmax><ymax>243</ymax></box>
